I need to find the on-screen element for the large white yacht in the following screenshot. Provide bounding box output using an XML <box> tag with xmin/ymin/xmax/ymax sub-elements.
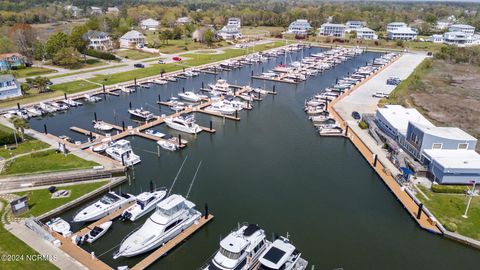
<box><xmin>205</xmin><ymin>101</ymin><xmax>236</xmax><ymax>115</ymax></box>
<box><xmin>128</xmin><ymin>108</ymin><xmax>154</xmax><ymax>121</ymax></box>
<box><xmin>208</xmin><ymin>79</ymin><xmax>231</xmax><ymax>92</ymax></box>
<box><xmin>202</xmin><ymin>224</ymin><xmax>269</xmax><ymax>270</ymax></box>
<box><xmin>73</xmin><ymin>191</ymin><xmax>135</xmax><ymax>222</ymax></box>
<box><xmin>178</xmin><ymin>91</ymin><xmax>202</xmax><ymax>102</ymax></box>
<box><xmin>165</xmin><ymin>114</ymin><xmax>202</xmax><ymax>134</ymax></box>
<box><xmin>256</xmin><ymin>237</ymin><xmax>308</xmax><ymax>270</ymax></box>
<box><xmin>105</xmin><ymin>139</ymin><xmax>141</xmax><ymax>166</ymax></box>
<box><xmin>113</xmin><ymin>194</ymin><xmax>201</xmax><ymax>259</ymax></box>
<box><xmin>120</xmin><ymin>189</ymin><xmax>168</xmax><ymax>222</ymax></box>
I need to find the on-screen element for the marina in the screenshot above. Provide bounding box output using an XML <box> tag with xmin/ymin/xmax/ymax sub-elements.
<box><xmin>6</xmin><ymin>45</ymin><xmax>480</xmax><ymax>269</ymax></box>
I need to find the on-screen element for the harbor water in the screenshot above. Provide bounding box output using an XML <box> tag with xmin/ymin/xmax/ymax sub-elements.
<box><xmin>29</xmin><ymin>47</ymin><xmax>479</xmax><ymax>269</ymax></box>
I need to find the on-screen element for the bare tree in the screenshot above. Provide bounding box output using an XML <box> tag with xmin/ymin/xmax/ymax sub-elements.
<box><xmin>9</xmin><ymin>23</ymin><xmax>37</xmax><ymax>61</ymax></box>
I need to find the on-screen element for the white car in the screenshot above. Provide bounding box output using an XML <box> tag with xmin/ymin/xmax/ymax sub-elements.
<box><xmin>372</xmin><ymin>92</ymin><xmax>389</xmax><ymax>98</ymax></box>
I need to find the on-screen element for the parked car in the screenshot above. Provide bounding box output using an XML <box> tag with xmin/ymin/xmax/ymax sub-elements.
<box><xmin>372</xmin><ymin>92</ymin><xmax>389</xmax><ymax>98</ymax></box>
<box><xmin>352</xmin><ymin>111</ymin><xmax>361</xmax><ymax>120</ymax></box>
<box><xmin>386</xmin><ymin>77</ymin><xmax>401</xmax><ymax>85</ymax></box>
<box><xmin>172</xmin><ymin>56</ymin><xmax>182</xmax><ymax>61</ymax></box>
<box><xmin>134</xmin><ymin>63</ymin><xmax>145</xmax><ymax>68</ymax></box>
<box><xmin>158</xmin><ymin>59</ymin><xmax>166</xmax><ymax>64</ymax></box>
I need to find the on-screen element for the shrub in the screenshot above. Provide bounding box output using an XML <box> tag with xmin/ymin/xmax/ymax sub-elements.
<box><xmin>84</xmin><ymin>49</ymin><xmax>118</xmax><ymax>61</ymax></box>
<box><xmin>431</xmin><ymin>184</ymin><xmax>469</xmax><ymax>194</ymax></box>
<box><xmin>444</xmin><ymin>222</ymin><xmax>457</xmax><ymax>232</ymax></box>
<box><xmin>0</xmin><ymin>130</ymin><xmax>18</xmax><ymax>145</ymax></box>
<box><xmin>358</xmin><ymin>121</ymin><xmax>369</xmax><ymax>129</ymax></box>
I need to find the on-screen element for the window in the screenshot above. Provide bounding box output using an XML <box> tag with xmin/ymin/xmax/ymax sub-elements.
<box><xmin>432</xmin><ymin>143</ymin><xmax>442</xmax><ymax>149</ymax></box>
<box><xmin>458</xmin><ymin>143</ymin><xmax>468</xmax><ymax>150</ymax></box>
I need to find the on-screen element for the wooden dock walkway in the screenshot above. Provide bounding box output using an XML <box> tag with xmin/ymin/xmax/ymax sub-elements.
<box><xmin>131</xmin><ymin>214</ymin><xmax>214</xmax><ymax>270</ymax></box>
<box><xmin>251</xmin><ymin>75</ymin><xmax>298</xmax><ymax>84</ymax></box>
<box><xmin>70</xmin><ymin>126</ymin><xmax>104</xmax><ymax>139</ymax></box>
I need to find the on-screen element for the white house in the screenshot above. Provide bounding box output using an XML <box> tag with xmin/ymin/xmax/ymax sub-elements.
<box><xmin>286</xmin><ymin>19</ymin><xmax>312</xmax><ymax>35</ymax></box>
<box><xmin>83</xmin><ymin>30</ymin><xmax>113</xmax><ymax>51</ymax></box>
<box><xmin>65</xmin><ymin>5</ymin><xmax>81</xmax><ymax>17</ymax></box>
<box><xmin>448</xmin><ymin>24</ymin><xmax>475</xmax><ymax>35</ymax></box>
<box><xmin>428</xmin><ymin>34</ymin><xmax>444</xmax><ymax>43</ymax></box>
<box><xmin>386</xmin><ymin>22</ymin><xmax>408</xmax><ymax>32</ymax></box>
<box><xmin>140</xmin><ymin>18</ymin><xmax>160</xmax><ymax>30</ymax></box>
<box><xmin>319</xmin><ymin>23</ymin><xmax>346</xmax><ymax>37</ymax></box>
<box><xmin>355</xmin><ymin>27</ymin><xmax>378</xmax><ymax>40</ymax></box>
<box><xmin>443</xmin><ymin>32</ymin><xmax>480</xmax><ymax>47</ymax></box>
<box><xmin>346</xmin><ymin>21</ymin><xmax>366</xmax><ymax>30</ymax></box>
<box><xmin>217</xmin><ymin>25</ymin><xmax>242</xmax><ymax>40</ymax></box>
<box><xmin>90</xmin><ymin>6</ymin><xmax>103</xmax><ymax>15</ymax></box>
<box><xmin>387</xmin><ymin>27</ymin><xmax>417</xmax><ymax>40</ymax></box>
<box><xmin>226</xmin><ymin>18</ymin><xmax>241</xmax><ymax>28</ymax></box>
<box><xmin>0</xmin><ymin>74</ymin><xmax>22</xmax><ymax>100</ymax></box>
<box><xmin>120</xmin><ymin>30</ymin><xmax>147</xmax><ymax>49</ymax></box>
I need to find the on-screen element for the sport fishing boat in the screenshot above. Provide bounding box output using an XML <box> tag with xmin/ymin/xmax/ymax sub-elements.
<box><xmin>201</xmin><ymin>224</ymin><xmax>269</xmax><ymax>270</ymax></box>
<box><xmin>208</xmin><ymin>79</ymin><xmax>231</xmax><ymax>92</ymax></box>
<box><xmin>73</xmin><ymin>191</ymin><xmax>135</xmax><ymax>222</ymax></box>
<box><xmin>157</xmin><ymin>140</ymin><xmax>178</xmax><ymax>151</ymax></box>
<box><xmin>93</xmin><ymin>121</ymin><xmax>114</xmax><ymax>131</ymax></box>
<box><xmin>178</xmin><ymin>91</ymin><xmax>202</xmax><ymax>102</ymax></box>
<box><xmin>128</xmin><ymin>107</ymin><xmax>154</xmax><ymax>121</ymax></box>
<box><xmin>105</xmin><ymin>139</ymin><xmax>141</xmax><ymax>166</ymax></box>
<box><xmin>120</xmin><ymin>188</ymin><xmax>168</xmax><ymax>222</ymax></box>
<box><xmin>113</xmin><ymin>194</ymin><xmax>202</xmax><ymax>259</ymax></box>
<box><xmin>256</xmin><ymin>236</ymin><xmax>308</xmax><ymax>270</ymax></box>
<box><xmin>81</xmin><ymin>221</ymin><xmax>112</xmax><ymax>243</ymax></box>
<box><xmin>145</xmin><ymin>129</ymin><xmax>165</xmax><ymax>138</ymax></box>
<box><xmin>46</xmin><ymin>217</ymin><xmax>71</xmax><ymax>235</ymax></box>
<box><xmin>165</xmin><ymin>114</ymin><xmax>202</xmax><ymax>134</ymax></box>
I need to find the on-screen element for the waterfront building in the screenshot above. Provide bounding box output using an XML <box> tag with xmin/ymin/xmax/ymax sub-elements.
<box><xmin>375</xmin><ymin>105</ymin><xmax>480</xmax><ymax>184</ymax></box>
<box><xmin>319</xmin><ymin>23</ymin><xmax>346</xmax><ymax>37</ymax></box>
<box><xmin>386</xmin><ymin>22</ymin><xmax>408</xmax><ymax>32</ymax></box>
<box><xmin>346</xmin><ymin>21</ymin><xmax>366</xmax><ymax>30</ymax></box>
<box><xmin>217</xmin><ymin>25</ymin><xmax>242</xmax><ymax>40</ymax></box>
<box><xmin>120</xmin><ymin>31</ymin><xmax>147</xmax><ymax>48</ymax></box>
<box><xmin>0</xmin><ymin>53</ymin><xmax>26</xmax><ymax>71</ymax></box>
<box><xmin>226</xmin><ymin>17</ymin><xmax>241</xmax><ymax>28</ymax></box>
<box><xmin>83</xmin><ymin>30</ymin><xmax>113</xmax><ymax>51</ymax></box>
<box><xmin>355</xmin><ymin>27</ymin><xmax>378</xmax><ymax>40</ymax></box>
<box><xmin>141</xmin><ymin>18</ymin><xmax>160</xmax><ymax>30</ymax></box>
<box><xmin>286</xmin><ymin>19</ymin><xmax>312</xmax><ymax>35</ymax></box>
<box><xmin>387</xmin><ymin>27</ymin><xmax>417</xmax><ymax>40</ymax></box>
<box><xmin>0</xmin><ymin>74</ymin><xmax>22</xmax><ymax>100</ymax></box>
<box><xmin>448</xmin><ymin>24</ymin><xmax>475</xmax><ymax>35</ymax></box>
<box><xmin>443</xmin><ymin>32</ymin><xmax>480</xmax><ymax>47</ymax></box>
<box><xmin>90</xmin><ymin>6</ymin><xmax>103</xmax><ymax>15</ymax></box>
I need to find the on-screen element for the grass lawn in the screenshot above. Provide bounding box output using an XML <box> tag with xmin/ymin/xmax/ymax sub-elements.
<box><xmin>144</xmin><ymin>31</ymin><xmax>229</xmax><ymax>54</ymax></box>
<box><xmin>0</xmin><ymin>90</ymin><xmax>63</xmax><ymax>109</ymax></box>
<box><xmin>14</xmin><ymin>180</ymin><xmax>108</xmax><ymax>217</ymax></box>
<box><xmin>6</xmin><ymin>67</ymin><xmax>57</xmax><ymax>78</ymax></box>
<box><xmin>417</xmin><ymin>185</ymin><xmax>480</xmax><ymax>240</ymax></box>
<box><xmin>49</xmin><ymin>80</ymin><xmax>99</xmax><ymax>94</ymax></box>
<box><xmin>0</xmin><ymin>200</ymin><xmax>58</xmax><ymax>270</ymax></box>
<box><xmin>241</xmin><ymin>26</ymin><xmax>285</xmax><ymax>36</ymax></box>
<box><xmin>0</xmin><ymin>139</ymin><xmax>50</xmax><ymax>159</ymax></box>
<box><xmin>48</xmin><ymin>64</ymin><xmax>128</xmax><ymax>79</ymax></box>
<box><xmin>115</xmin><ymin>49</ymin><xmax>157</xmax><ymax>60</ymax></box>
<box><xmin>1</xmin><ymin>150</ymin><xmax>99</xmax><ymax>175</ymax></box>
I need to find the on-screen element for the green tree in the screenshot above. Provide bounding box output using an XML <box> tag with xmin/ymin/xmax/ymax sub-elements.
<box><xmin>204</xmin><ymin>29</ymin><xmax>215</xmax><ymax>46</ymax></box>
<box><xmin>172</xmin><ymin>26</ymin><xmax>183</xmax><ymax>40</ymax></box>
<box><xmin>86</xmin><ymin>17</ymin><xmax>100</xmax><ymax>30</ymax></box>
<box><xmin>26</xmin><ymin>76</ymin><xmax>51</xmax><ymax>93</ymax></box>
<box><xmin>33</xmin><ymin>40</ymin><xmax>44</xmax><ymax>61</ymax></box>
<box><xmin>45</xmin><ymin>32</ymin><xmax>68</xmax><ymax>59</ymax></box>
<box><xmin>9</xmin><ymin>116</ymin><xmax>29</xmax><ymax>140</ymax></box>
<box><xmin>53</xmin><ymin>47</ymin><xmax>82</xmax><ymax>68</ymax></box>
<box><xmin>69</xmin><ymin>25</ymin><xmax>89</xmax><ymax>53</ymax></box>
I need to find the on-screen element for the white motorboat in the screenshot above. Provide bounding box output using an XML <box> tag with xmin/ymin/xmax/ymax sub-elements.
<box><xmin>153</xmin><ymin>79</ymin><xmax>168</xmax><ymax>85</ymax></box>
<box><xmin>208</xmin><ymin>79</ymin><xmax>231</xmax><ymax>92</ymax></box>
<box><xmin>256</xmin><ymin>236</ymin><xmax>308</xmax><ymax>270</ymax></box>
<box><xmin>121</xmin><ymin>86</ymin><xmax>135</xmax><ymax>93</ymax></box>
<box><xmin>205</xmin><ymin>101</ymin><xmax>236</xmax><ymax>115</ymax></box>
<box><xmin>73</xmin><ymin>192</ymin><xmax>135</xmax><ymax>223</ymax></box>
<box><xmin>39</xmin><ymin>102</ymin><xmax>57</xmax><ymax>113</ymax></box>
<box><xmin>120</xmin><ymin>189</ymin><xmax>168</xmax><ymax>222</ymax></box>
<box><xmin>50</xmin><ymin>102</ymin><xmax>69</xmax><ymax>111</ymax></box>
<box><xmin>92</xmin><ymin>143</ymin><xmax>109</xmax><ymax>153</ymax></box>
<box><xmin>184</xmin><ymin>70</ymin><xmax>199</xmax><ymax>77</ymax></box>
<box><xmin>128</xmin><ymin>108</ymin><xmax>154</xmax><ymax>121</ymax></box>
<box><xmin>165</xmin><ymin>114</ymin><xmax>202</xmax><ymax>134</ymax></box>
<box><xmin>46</xmin><ymin>217</ymin><xmax>71</xmax><ymax>235</ymax></box>
<box><xmin>82</xmin><ymin>221</ymin><xmax>113</xmax><ymax>243</ymax></box>
<box><xmin>113</xmin><ymin>194</ymin><xmax>202</xmax><ymax>259</ymax></box>
<box><xmin>105</xmin><ymin>139</ymin><xmax>141</xmax><ymax>166</ymax></box>
<box><xmin>201</xmin><ymin>224</ymin><xmax>269</xmax><ymax>270</ymax></box>
<box><xmin>178</xmin><ymin>91</ymin><xmax>202</xmax><ymax>102</ymax></box>
<box><xmin>93</xmin><ymin>121</ymin><xmax>114</xmax><ymax>131</ymax></box>
<box><xmin>26</xmin><ymin>107</ymin><xmax>43</xmax><ymax>117</ymax></box>
<box><xmin>238</xmin><ymin>93</ymin><xmax>254</xmax><ymax>101</ymax></box>
<box><xmin>167</xmin><ymin>97</ymin><xmax>186</xmax><ymax>111</ymax></box>
<box><xmin>166</xmin><ymin>77</ymin><xmax>177</xmax><ymax>82</ymax></box>
<box><xmin>63</xmin><ymin>99</ymin><xmax>82</xmax><ymax>107</ymax></box>
<box><xmin>319</xmin><ymin>127</ymin><xmax>343</xmax><ymax>136</ymax></box>
<box><xmin>84</xmin><ymin>94</ymin><xmax>102</xmax><ymax>103</ymax></box>
<box><xmin>157</xmin><ymin>140</ymin><xmax>178</xmax><ymax>151</ymax></box>
<box><xmin>145</xmin><ymin>129</ymin><xmax>165</xmax><ymax>138</ymax></box>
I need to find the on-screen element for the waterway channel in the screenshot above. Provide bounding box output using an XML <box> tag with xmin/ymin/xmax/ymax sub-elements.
<box><xmin>29</xmin><ymin>47</ymin><xmax>479</xmax><ymax>269</ymax></box>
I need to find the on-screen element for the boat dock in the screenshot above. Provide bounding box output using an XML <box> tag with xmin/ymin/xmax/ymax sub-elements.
<box><xmin>251</xmin><ymin>75</ymin><xmax>299</xmax><ymax>84</ymax></box>
<box><xmin>131</xmin><ymin>214</ymin><xmax>214</xmax><ymax>270</ymax></box>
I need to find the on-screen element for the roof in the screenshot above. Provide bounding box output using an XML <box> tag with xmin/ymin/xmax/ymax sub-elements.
<box><xmin>388</xmin><ymin>27</ymin><xmax>417</xmax><ymax>34</ymax></box>
<box><xmin>157</xmin><ymin>194</ymin><xmax>186</xmax><ymax>210</ymax></box>
<box><xmin>0</xmin><ymin>53</ymin><xmax>23</xmax><ymax>59</ymax></box>
<box><xmin>413</xmin><ymin>123</ymin><xmax>477</xmax><ymax>141</ymax></box>
<box><xmin>377</xmin><ymin>105</ymin><xmax>434</xmax><ymax>136</ymax></box>
<box><xmin>259</xmin><ymin>238</ymin><xmax>295</xmax><ymax>268</ymax></box>
<box><xmin>424</xmin><ymin>149</ymin><xmax>480</xmax><ymax>170</ymax></box>
<box><xmin>321</xmin><ymin>23</ymin><xmax>346</xmax><ymax>27</ymax></box>
<box><xmin>450</xmin><ymin>24</ymin><xmax>475</xmax><ymax>29</ymax></box>
<box><xmin>83</xmin><ymin>30</ymin><xmax>110</xmax><ymax>40</ymax></box>
<box><xmin>0</xmin><ymin>74</ymin><xmax>16</xmax><ymax>82</ymax></box>
<box><xmin>121</xmin><ymin>30</ymin><xmax>145</xmax><ymax>39</ymax></box>
<box><xmin>356</xmin><ymin>27</ymin><xmax>374</xmax><ymax>33</ymax></box>
<box><xmin>141</xmin><ymin>18</ymin><xmax>159</xmax><ymax>25</ymax></box>
<box><xmin>388</xmin><ymin>22</ymin><xmax>407</xmax><ymax>26</ymax></box>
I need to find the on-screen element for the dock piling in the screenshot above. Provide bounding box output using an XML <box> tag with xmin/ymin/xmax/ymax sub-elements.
<box><xmin>122</xmin><ymin>121</ymin><xmax>125</xmax><ymax>131</ymax></box>
<box><xmin>178</xmin><ymin>134</ymin><xmax>182</xmax><ymax>146</ymax></box>
<box><xmin>182</xmin><ymin>87</ymin><xmax>185</xmax><ymax>93</ymax></box>
<box><xmin>417</xmin><ymin>203</ymin><xmax>423</xmax><ymax>219</ymax></box>
<box><xmin>373</xmin><ymin>154</ymin><xmax>378</xmax><ymax>167</ymax></box>
<box><xmin>64</xmin><ymin>93</ymin><xmax>67</xmax><ymax>100</ymax></box>
<box><xmin>94</xmin><ymin>112</ymin><xmax>97</xmax><ymax>122</ymax></box>
<box><xmin>43</xmin><ymin>124</ymin><xmax>48</xmax><ymax>135</ymax></box>
<box><xmin>235</xmin><ymin>110</ymin><xmax>238</xmax><ymax>119</ymax></box>
<box><xmin>129</xmin><ymin>102</ymin><xmax>132</xmax><ymax>109</ymax></box>
<box><xmin>273</xmin><ymin>85</ymin><xmax>276</xmax><ymax>94</ymax></box>
<box><xmin>202</xmin><ymin>82</ymin><xmax>204</xmax><ymax>89</ymax></box>
<box><xmin>345</xmin><ymin>125</ymin><xmax>349</xmax><ymax>136</ymax></box>
<box><xmin>209</xmin><ymin>120</ymin><xmax>212</xmax><ymax>131</ymax></box>
<box><xmin>204</xmin><ymin>203</ymin><xmax>209</xmax><ymax>219</ymax></box>
<box><xmin>157</xmin><ymin>145</ymin><xmax>160</xmax><ymax>157</ymax></box>
<box><xmin>102</xmin><ymin>84</ymin><xmax>106</xmax><ymax>93</ymax></box>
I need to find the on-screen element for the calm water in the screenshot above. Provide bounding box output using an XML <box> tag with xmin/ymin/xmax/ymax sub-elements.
<box><xmin>30</xmin><ymin>48</ymin><xmax>479</xmax><ymax>270</ymax></box>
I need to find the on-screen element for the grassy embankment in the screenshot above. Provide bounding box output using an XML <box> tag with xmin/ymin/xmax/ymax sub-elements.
<box><xmin>114</xmin><ymin>49</ymin><xmax>157</xmax><ymax>60</ymax></box>
<box><xmin>4</xmin><ymin>67</ymin><xmax>57</xmax><ymax>78</ymax></box>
